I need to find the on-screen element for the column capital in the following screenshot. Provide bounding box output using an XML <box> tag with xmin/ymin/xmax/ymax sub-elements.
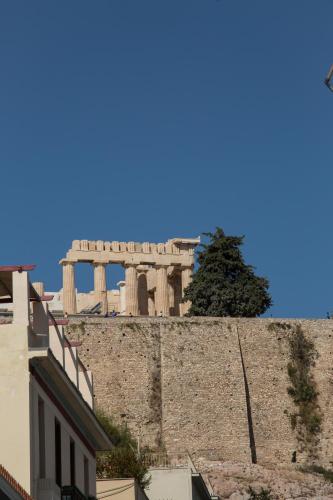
<box><xmin>137</xmin><ymin>264</ymin><xmax>150</xmax><ymax>273</ymax></box>
<box><xmin>124</xmin><ymin>263</ymin><xmax>138</xmax><ymax>269</ymax></box>
<box><xmin>92</xmin><ymin>261</ymin><xmax>108</xmax><ymax>267</ymax></box>
<box><xmin>155</xmin><ymin>264</ymin><xmax>169</xmax><ymax>270</ymax></box>
<box><xmin>60</xmin><ymin>259</ymin><xmax>76</xmax><ymax>266</ymax></box>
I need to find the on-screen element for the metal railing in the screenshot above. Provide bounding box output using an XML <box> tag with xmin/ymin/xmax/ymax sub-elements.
<box><xmin>143</xmin><ymin>451</ymin><xmax>195</xmax><ymax>470</ymax></box>
<box><xmin>61</xmin><ymin>485</ymin><xmax>96</xmax><ymax>500</ymax></box>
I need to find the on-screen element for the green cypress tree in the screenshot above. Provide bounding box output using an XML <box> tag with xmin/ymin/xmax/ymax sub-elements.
<box><xmin>184</xmin><ymin>228</ymin><xmax>272</xmax><ymax>317</ymax></box>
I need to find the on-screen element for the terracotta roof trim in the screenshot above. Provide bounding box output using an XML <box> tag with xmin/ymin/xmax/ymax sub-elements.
<box><xmin>0</xmin><ymin>464</ymin><xmax>33</xmax><ymax>500</ymax></box>
<box><xmin>0</xmin><ymin>265</ymin><xmax>36</xmax><ymax>272</ymax></box>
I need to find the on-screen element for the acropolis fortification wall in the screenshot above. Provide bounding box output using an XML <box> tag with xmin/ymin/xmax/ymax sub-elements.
<box><xmin>66</xmin><ymin>317</ymin><xmax>333</xmax><ymax>468</ymax></box>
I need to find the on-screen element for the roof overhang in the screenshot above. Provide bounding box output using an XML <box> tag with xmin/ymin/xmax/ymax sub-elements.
<box><xmin>0</xmin><ymin>266</ymin><xmax>40</xmax><ymax>303</ymax></box>
<box><xmin>29</xmin><ymin>349</ymin><xmax>113</xmax><ymax>454</ymax></box>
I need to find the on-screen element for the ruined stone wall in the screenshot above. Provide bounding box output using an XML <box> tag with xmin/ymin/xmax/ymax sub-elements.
<box><xmin>66</xmin><ymin>317</ymin><xmax>333</xmax><ymax>467</ymax></box>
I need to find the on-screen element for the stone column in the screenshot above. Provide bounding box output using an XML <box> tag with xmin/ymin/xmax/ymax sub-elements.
<box><xmin>173</xmin><ymin>272</ymin><xmax>182</xmax><ymax>316</ymax></box>
<box><xmin>148</xmin><ymin>292</ymin><xmax>156</xmax><ymax>316</ymax></box>
<box><xmin>168</xmin><ymin>278</ymin><xmax>175</xmax><ymax>316</ymax></box>
<box><xmin>155</xmin><ymin>266</ymin><xmax>169</xmax><ymax>316</ymax></box>
<box><xmin>117</xmin><ymin>281</ymin><xmax>126</xmax><ymax>315</ymax></box>
<box><xmin>147</xmin><ymin>268</ymin><xmax>156</xmax><ymax>317</ymax></box>
<box><xmin>62</xmin><ymin>261</ymin><xmax>77</xmax><ymax>315</ymax></box>
<box><xmin>181</xmin><ymin>266</ymin><xmax>192</xmax><ymax>316</ymax></box>
<box><xmin>125</xmin><ymin>265</ymin><xmax>139</xmax><ymax>316</ymax></box>
<box><xmin>93</xmin><ymin>263</ymin><xmax>108</xmax><ymax>315</ymax></box>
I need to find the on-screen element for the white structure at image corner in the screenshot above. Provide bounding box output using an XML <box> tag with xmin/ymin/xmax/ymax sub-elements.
<box><xmin>60</xmin><ymin>237</ymin><xmax>200</xmax><ymax>316</ymax></box>
<box><xmin>0</xmin><ymin>265</ymin><xmax>112</xmax><ymax>499</ymax></box>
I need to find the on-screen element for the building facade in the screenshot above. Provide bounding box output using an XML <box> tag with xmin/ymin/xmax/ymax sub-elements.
<box><xmin>0</xmin><ymin>266</ymin><xmax>112</xmax><ymax>499</ymax></box>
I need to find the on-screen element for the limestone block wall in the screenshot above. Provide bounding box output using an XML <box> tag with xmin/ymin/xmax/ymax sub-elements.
<box><xmin>65</xmin><ymin>317</ymin><xmax>333</xmax><ymax>467</ymax></box>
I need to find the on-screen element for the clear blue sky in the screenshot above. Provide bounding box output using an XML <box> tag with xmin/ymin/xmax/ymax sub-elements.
<box><xmin>1</xmin><ymin>0</ymin><xmax>332</xmax><ymax>318</ymax></box>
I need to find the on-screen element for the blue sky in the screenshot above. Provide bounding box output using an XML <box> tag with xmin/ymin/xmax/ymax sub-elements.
<box><xmin>1</xmin><ymin>0</ymin><xmax>332</xmax><ymax>317</ymax></box>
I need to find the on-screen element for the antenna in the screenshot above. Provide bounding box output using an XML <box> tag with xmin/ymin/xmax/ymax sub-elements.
<box><xmin>324</xmin><ymin>64</ymin><xmax>333</xmax><ymax>91</ymax></box>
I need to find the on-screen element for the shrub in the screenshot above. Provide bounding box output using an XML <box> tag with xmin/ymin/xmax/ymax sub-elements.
<box><xmin>286</xmin><ymin>326</ymin><xmax>322</xmax><ymax>453</ymax></box>
<box><xmin>96</xmin><ymin>409</ymin><xmax>150</xmax><ymax>489</ymax></box>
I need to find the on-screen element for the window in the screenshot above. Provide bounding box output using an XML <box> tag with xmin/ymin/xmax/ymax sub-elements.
<box><xmin>55</xmin><ymin>419</ymin><xmax>62</xmax><ymax>487</ymax></box>
<box><xmin>83</xmin><ymin>456</ymin><xmax>89</xmax><ymax>496</ymax></box>
<box><xmin>70</xmin><ymin>439</ymin><xmax>75</xmax><ymax>486</ymax></box>
<box><xmin>38</xmin><ymin>397</ymin><xmax>45</xmax><ymax>479</ymax></box>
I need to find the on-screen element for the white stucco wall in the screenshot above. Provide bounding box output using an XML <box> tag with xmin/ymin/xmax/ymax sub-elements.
<box><xmin>145</xmin><ymin>468</ymin><xmax>192</xmax><ymax>500</ymax></box>
<box><xmin>0</xmin><ymin>324</ymin><xmax>31</xmax><ymax>494</ymax></box>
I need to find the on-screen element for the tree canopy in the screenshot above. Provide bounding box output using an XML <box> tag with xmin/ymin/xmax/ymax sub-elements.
<box><xmin>183</xmin><ymin>227</ymin><xmax>272</xmax><ymax>317</ymax></box>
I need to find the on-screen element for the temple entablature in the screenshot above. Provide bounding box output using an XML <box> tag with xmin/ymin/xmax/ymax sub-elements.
<box><xmin>59</xmin><ymin>237</ymin><xmax>200</xmax><ymax>317</ymax></box>
<box><xmin>69</xmin><ymin>238</ymin><xmax>198</xmax><ymax>256</ymax></box>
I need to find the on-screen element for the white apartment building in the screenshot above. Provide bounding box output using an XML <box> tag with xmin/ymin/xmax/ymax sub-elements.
<box><xmin>0</xmin><ymin>265</ymin><xmax>112</xmax><ymax>499</ymax></box>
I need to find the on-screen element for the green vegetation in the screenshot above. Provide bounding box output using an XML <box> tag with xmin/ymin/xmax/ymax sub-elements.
<box><xmin>68</xmin><ymin>321</ymin><xmax>86</xmax><ymax>334</ymax></box>
<box><xmin>120</xmin><ymin>322</ymin><xmax>143</xmax><ymax>332</ymax></box>
<box><xmin>96</xmin><ymin>409</ymin><xmax>150</xmax><ymax>489</ymax></box>
<box><xmin>248</xmin><ymin>486</ymin><xmax>273</xmax><ymax>499</ymax></box>
<box><xmin>286</xmin><ymin>326</ymin><xmax>321</xmax><ymax>451</ymax></box>
<box><xmin>303</xmin><ymin>465</ymin><xmax>333</xmax><ymax>483</ymax></box>
<box><xmin>267</xmin><ymin>321</ymin><xmax>292</xmax><ymax>332</ymax></box>
<box><xmin>183</xmin><ymin>227</ymin><xmax>272</xmax><ymax>317</ymax></box>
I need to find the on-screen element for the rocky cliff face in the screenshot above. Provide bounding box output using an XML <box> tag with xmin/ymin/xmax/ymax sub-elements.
<box><xmin>200</xmin><ymin>461</ymin><xmax>333</xmax><ymax>499</ymax></box>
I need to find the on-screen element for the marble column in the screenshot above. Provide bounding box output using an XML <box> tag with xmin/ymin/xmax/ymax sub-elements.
<box><xmin>168</xmin><ymin>278</ymin><xmax>175</xmax><ymax>316</ymax></box>
<box><xmin>62</xmin><ymin>261</ymin><xmax>77</xmax><ymax>314</ymax></box>
<box><xmin>173</xmin><ymin>272</ymin><xmax>182</xmax><ymax>316</ymax></box>
<box><xmin>117</xmin><ymin>281</ymin><xmax>126</xmax><ymax>315</ymax></box>
<box><xmin>93</xmin><ymin>263</ymin><xmax>108</xmax><ymax>315</ymax></box>
<box><xmin>125</xmin><ymin>265</ymin><xmax>139</xmax><ymax>316</ymax></box>
<box><xmin>155</xmin><ymin>266</ymin><xmax>170</xmax><ymax>316</ymax></box>
<box><xmin>181</xmin><ymin>266</ymin><xmax>192</xmax><ymax>316</ymax></box>
<box><xmin>148</xmin><ymin>292</ymin><xmax>156</xmax><ymax>316</ymax></box>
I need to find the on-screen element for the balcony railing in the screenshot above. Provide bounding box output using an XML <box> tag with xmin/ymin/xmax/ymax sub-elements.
<box><xmin>61</xmin><ymin>485</ymin><xmax>96</xmax><ymax>500</ymax></box>
<box><xmin>143</xmin><ymin>451</ymin><xmax>195</xmax><ymax>470</ymax></box>
<box><xmin>48</xmin><ymin>312</ymin><xmax>94</xmax><ymax>409</ymax></box>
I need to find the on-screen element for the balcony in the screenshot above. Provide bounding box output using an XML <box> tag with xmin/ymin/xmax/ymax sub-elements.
<box><xmin>48</xmin><ymin>313</ymin><xmax>94</xmax><ymax>409</ymax></box>
<box><xmin>61</xmin><ymin>485</ymin><xmax>96</xmax><ymax>500</ymax></box>
<box><xmin>0</xmin><ymin>268</ymin><xmax>94</xmax><ymax>409</ymax></box>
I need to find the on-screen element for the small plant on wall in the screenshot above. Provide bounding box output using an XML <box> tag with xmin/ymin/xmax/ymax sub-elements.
<box><xmin>286</xmin><ymin>325</ymin><xmax>322</xmax><ymax>458</ymax></box>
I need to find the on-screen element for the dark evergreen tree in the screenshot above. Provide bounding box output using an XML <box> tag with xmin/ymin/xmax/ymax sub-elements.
<box><xmin>184</xmin><ymin>228</ymin><xmax>272</xmax><ymax>317</ymax></box>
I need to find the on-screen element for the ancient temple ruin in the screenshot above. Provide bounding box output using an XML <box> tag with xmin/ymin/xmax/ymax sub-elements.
<box><xmin>60</xmin><ymin>237</ymin><xmax>200</xmax><ymax>316</ymax></box>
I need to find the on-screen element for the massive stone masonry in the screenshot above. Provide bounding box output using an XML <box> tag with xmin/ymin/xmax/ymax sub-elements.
<box><xmin>66</xmin><ymin>316</ymin><xmax>333</xmax><ymax>469</ymax></box>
